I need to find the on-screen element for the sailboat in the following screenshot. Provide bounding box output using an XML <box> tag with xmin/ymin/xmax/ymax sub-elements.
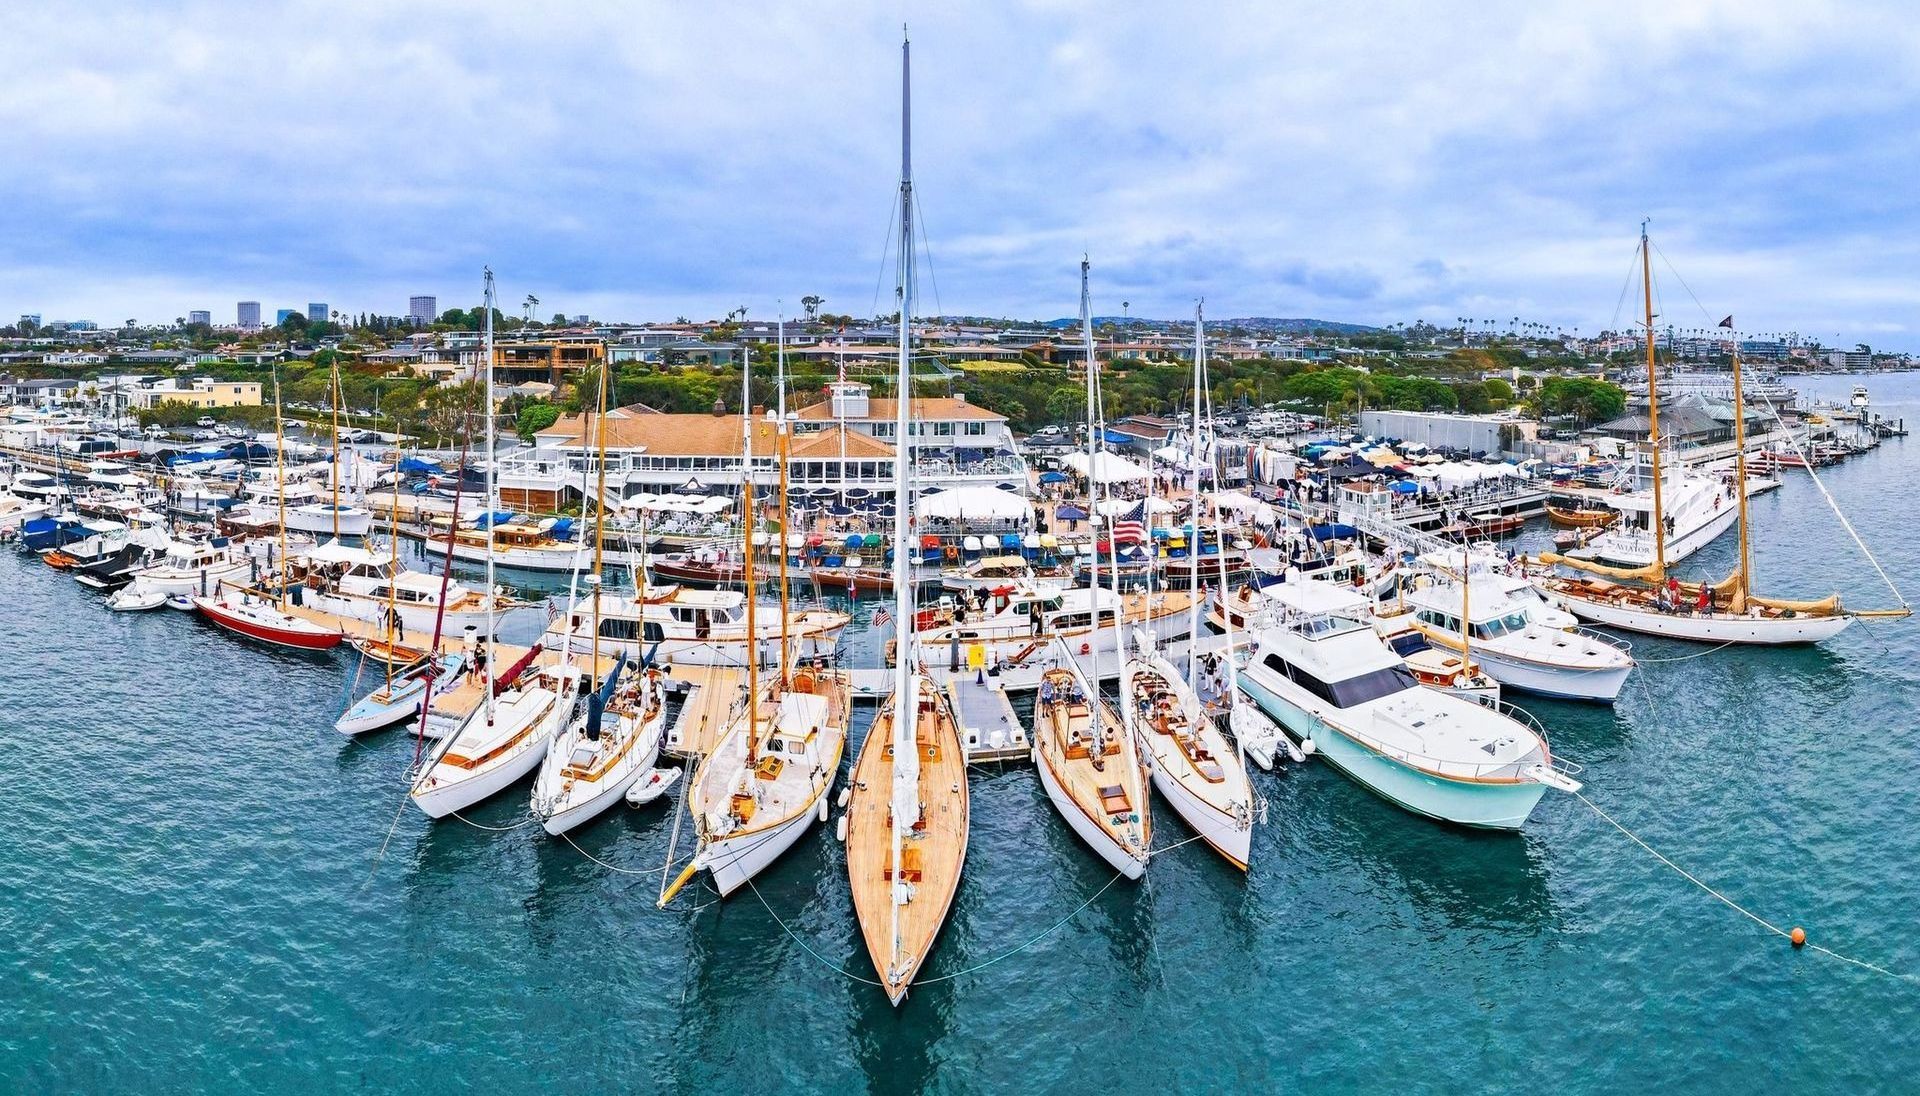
<box><xmin>665</xmin><ymin>316</ymin><xmax>854</xmax><ymax>899</ymax></box>
<box><xmin>285</xmin><ymin>360</ymin><xmax>373</xmax><ymax>537</ymax></box>
<box><xmin>336</xmin><ymin>473</ymin><xmax>468</xmax><ymax>734</ymax></box>
<box><xmin>1536</xmin><ymin>223</ymin><xmax>1910</xmax><ymax>644</ymax></box>
<box><xmin>530</xmin><ymin>317</ymin><xmax>667</xmax><ymax>834</ymax></box>
<box><xmin>1032</xmin><ymin>257</ymin><xmax>1151</xmax><ymax>879</ymax></box>
<box><xmin>411</xmin><ymin>271</ymin><xmax>571</xmax><ymax>819</ymax></box>
<box><xmin>845</xmin><ymin>33</ymin><xmax>971</xmax><ymax>1006</ymax></box>
<box><xmin>1126</xmin><ymin>301</ymin><xmax>1254</xmax><ymax>870</ymax></box>
<box><xmin>193</xmin><ymin>365</ymin><xmax>345</xmax><ymax>652</ymax></box>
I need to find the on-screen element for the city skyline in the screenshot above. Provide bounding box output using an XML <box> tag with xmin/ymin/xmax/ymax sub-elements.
<box><xmin>5</xmin><ymin>3</ymin><xmax>1920</xmax><ymax>347</ymax></box>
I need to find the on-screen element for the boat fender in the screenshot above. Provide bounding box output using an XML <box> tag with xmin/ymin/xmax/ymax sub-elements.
<box><xmin>835</xmin><ymin>814</ymin><xmax>849</xmax><ymax>842</ymax></box>
<box><xmin>818</xmin><ymin>796</ymin><xmax>829</xmax><ymax>823</ymax></box>
<box><xmin>837</xmin><ymin>787</ymin><xmax>852</xmax><ymax>809</ymax></box>
<box><xmin>1300</xmin><ymin>737</ymin><xmax>1316</xmax><ymax>756</ymax></box>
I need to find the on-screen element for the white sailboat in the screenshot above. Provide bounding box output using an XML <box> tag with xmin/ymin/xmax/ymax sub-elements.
<box><xmin>845</xmin><ymin>33</ymin><xmax>971</xmax><ymax>1006</ymax></box>
<box><xmin>666</xmin><ymin>329</ymin><xmax>855</xmax><ymax>898</ymax></box>
<box><xmin>1032</xmin><ymin>257</ymin><xmax>1151</xmax><ymax>879</ymax></box>
<box><xmin>1538</xmin><ymin>224</ymin><xmax>1909</xmax><ymax>644</ymax></box>
<box><xmin>1126</xmin><ymin>300</ymin><xmax>1252</xmax><ymax>870</ymax></box>
<box><xmin>411</xmin><ymin>271</ymin><xmax>570</xmax><ymax>818</ymax></box>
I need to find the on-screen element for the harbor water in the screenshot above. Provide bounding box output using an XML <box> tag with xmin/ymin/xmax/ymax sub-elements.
<box><xmin>4</xmin><ymin>374</ymin><xmax>1918</xmax><ymax>1091</ymax></box>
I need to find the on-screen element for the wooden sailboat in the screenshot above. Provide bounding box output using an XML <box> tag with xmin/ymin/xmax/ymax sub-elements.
<box><xmin>1126</xmin><ymin>300</ymin><xmax>1252</xmax><ymax>871</ymax></box>
<box><xmin>1537</xmin><ymin>224</ymin><xmax>1909</xmax><ymax>644</ymax></box>
<box><xmin>192</xmin><ymin>365</ymin><xmax>345</xmax><ymax>651</ymax></box>
<box><xmin>532</xmin><ymin>317</ymin><xmax>665</xmax><ymax>835</ymax></box>
<box><xmin>1033</xmin><ymin>257</ymin><xmax>1151</xmax><ymax>878</ymax></box>
<box><xmin>845</xmin><ymin>33</ymin><xmax>970</xmax><ymax>1006</ymax></box>
<box><xmin>665</xmin><ymin>323</ymin><xmax>854</xmax><ymax>900</ymax></box>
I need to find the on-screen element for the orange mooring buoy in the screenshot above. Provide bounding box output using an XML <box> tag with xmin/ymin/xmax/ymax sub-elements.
<box><xmin>1790</xmin><ymin>927</ymin><xmax>1807</xmax><ymax>948</ymax></box>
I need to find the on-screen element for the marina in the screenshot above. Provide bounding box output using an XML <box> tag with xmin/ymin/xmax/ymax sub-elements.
<box><xmin>12</xmin><ymin>12</ymin><xmax>1920</xmax><ymax>1090</ymax></box>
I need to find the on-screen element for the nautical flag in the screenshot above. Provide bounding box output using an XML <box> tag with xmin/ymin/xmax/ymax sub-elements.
<box><xmin>873</xmin><ymin>607</ymin><xmax>892</xmax><ymax>627</ymax></box>
<box><xmin>1718</xmin><ymin>315</ymin><xmax>1734</xmax><ymax>329</ymax></box>
<box><xmin>1111</xmin><ymin>501</ymin><xmax>1147</xmax><ymax>545</ymax></box>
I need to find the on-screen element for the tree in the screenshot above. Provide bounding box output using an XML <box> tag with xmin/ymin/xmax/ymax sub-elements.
<box><xmin>1538</xmin><ymin>377</ymin><xmax>1626</xmax><ymax>425</ymax></box>
<box><xmin>1483</xmin><ymin>377</ymin><xmax>1515</xmax><ymax>402</ymax></box>
<box><xmin>420</xmin><ymin>380</ymin><xmax>484</xmax><ymax>447</ymax></box>
<box><xmin>801</xmin><ymin>295</ymin><xmax>824</xmax><ymax>321</ymax></box>
<box><xmin>515</xmin><ymin>400</ymin><xmax>561</xmax><ymax>441</ymax></box>
<box><xmin>551</xmin><ymin>313</ymin><xmax>569</xmax><ymax>326</ymax></box>
<box><xmin>281</xmin><ymin>311</ymin><xmax>310</xmax><ymax>334</ymax></box>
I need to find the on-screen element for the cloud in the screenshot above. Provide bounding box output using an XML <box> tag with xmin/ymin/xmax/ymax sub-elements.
<box><xmin>4</xmin><ymin>1</ymin><xmax>1920</xmax><ymax>347</ymax></box>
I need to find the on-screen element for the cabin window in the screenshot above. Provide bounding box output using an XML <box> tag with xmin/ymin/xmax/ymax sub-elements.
<box><xmin>599</xmin><ymin>618</ymin><xmax>640</xmax><ymax>641</ymax></box>
<box><xmin>1263</xmin><ymin>653</ymin><xmax>1417</xmax><ymax>709</ymax></box>
<box><xmin>1502</xmin><ymin>612</ymin><xmax>1529</xmax><ymax>631</ymax></box>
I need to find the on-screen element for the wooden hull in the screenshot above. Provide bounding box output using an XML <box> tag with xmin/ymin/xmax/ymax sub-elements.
<box><xmin>844</xmin><ymin>678</ymin><xmax>969</xmax><ymax>1006</ymax></box>
<box><xmin>1545</xmin><ymin>505</ymin><xmax>1616</xmax><ymax>529</ymax></box>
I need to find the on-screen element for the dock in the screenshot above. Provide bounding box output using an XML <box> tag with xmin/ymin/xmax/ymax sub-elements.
<box><xmin>947</xmin><ymin>675</ymin><xmax>1031</xmax><ymax>763</ymax></box>
<box><xmin>661</xmin><ymin>662</ymin><xmax>745</xmax><ymax>760</ymax></box>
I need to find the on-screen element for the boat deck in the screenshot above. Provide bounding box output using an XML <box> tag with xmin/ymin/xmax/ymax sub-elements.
<box><xmin>845</xmin><ymin>681</ymin><xmax>969</xmax><ymax>1000</ymax></box>
<box><xmin>1034</xmin><ymin>672</ymin><xmax>1150</xmax><ymax>853</ymax></box>
<box><xmin>663</xmin><ymin>663</ymin><xmax>747</xmax><ymax>760</ymax></box>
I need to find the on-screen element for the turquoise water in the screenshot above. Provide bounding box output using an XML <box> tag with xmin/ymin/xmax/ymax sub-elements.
<box><xmin>4</xmin><ymin>373</ymin><xmax>1918</xmax><ymax>1091</ymax></box>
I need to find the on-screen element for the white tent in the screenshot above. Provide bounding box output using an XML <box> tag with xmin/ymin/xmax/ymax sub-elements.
<box><xmin>917</xmin><ymin>486</ymin><xmax>1031</xmax><ymax>521</ymax></box>
<box><xmin>1094</xmin><ymin>496</ymin><xmax>1178</xmax><ymax>517</ymax></box>
<box><xmin>1063</xmin><ymin>451</ymin><xmax>1151</xmax><ymax>484</ymax></box>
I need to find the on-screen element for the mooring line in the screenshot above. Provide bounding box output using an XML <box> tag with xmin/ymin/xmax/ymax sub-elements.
<box><xmin>1574</xmin><ymin>788</ymin><xmax>1917</xmax><ymax>986</ymax></box>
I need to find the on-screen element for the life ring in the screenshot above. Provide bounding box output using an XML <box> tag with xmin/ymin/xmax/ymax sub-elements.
<box><xmin>1079</xmin><ymin>642</ymin><xmax>1091</xmax><ymax>655</ymax></box>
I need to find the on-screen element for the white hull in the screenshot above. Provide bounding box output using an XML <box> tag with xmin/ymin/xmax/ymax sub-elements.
<box><xmin>537</xmin><ymin>722</ymin><xmax>664</xmax><ymax>835</ymax></box>
<box><xmin>1147</xmin><ymin>755</ymin><xmax>1251</xmax><ymax>869</ymax></box>
<box><xmin>124</xmin><ymin>559</ymin><xmax>256</xmax><ymax>601</ymax></box>
<box><xmin>410</xmin><ymin>694</ymin><xmax>559</xmax><ymax>818</ymax></box>
<box><xmin>441</xmin><ymin>537</ymin><xmax>642</xmax><ymax>573</ymax></box>
<box><xmin>1033</xmin><ymin>743</ymin><xmax>1147</xmax><ymax>879</ymax></box>
<box><xmin>703</xmin><ymin>795</ymin><xmax>826</xmax><ymax>897</ymax></box>
<box><xmin>1546</xmin><ymin>593</ymin><xmax>1854</xmax><ymax>645</ymax></box>
<box><xmin>300</xmin><ymin>588</ymin><xmax>500</xmax><ymax>637</ymax></box>
<box><xmin>286</xmin><ymin>504</ymin><xmax>375</xmax><ymax>538</ymax></box>
<box><xmin>335</xmin><ymin>687</ymin><xmax>425</xmax><ymax>736</ymax></box>
<box><xmin>1586</xmin><ymin>500</ymin><xmax>1738</xmax><ymax>568</ymax></box>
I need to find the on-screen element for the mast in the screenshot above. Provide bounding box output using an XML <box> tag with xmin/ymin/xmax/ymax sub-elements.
<box><xmin>329</xmin><ymin>360</ymin><xmax>342</xmax><ymax>542</ymax></box>
<box><xmin>777</xmin><ymin>306</ymin><xmax>793</xmax><ymax>688</ymax></box>
<box><xmin>272</xmin><ymin>365</ymin><xmax>289</xmax><ymax>612</ymax></box>
<box><xmin>1186</xmin><ymin>302</ymin><xmax>1205</xmax><ymax>666</ymax></box>
<box><xmin>1729</xmin><ymin>324</ymin><xmax>1753</xmax><ymax>608</ymax></box>
<box><xmin>385</xmin><ymin>465</ymin><xmax>400</xmax><ymax>692</ymax></box>
<box><xmin>1080</xmin><ymin>257</ymin><xmax>1102</xmax><ymax>709</ymax></box>
<box><xmin>885</xmin><ymin>27</ymin><xmax>917</xmax><ymax>986</ymax></box>
<box><xmin>590</xmin><ymin>343</ymin><xmax>610</xmax><ymax>687</ymax></box>
<box><xmin>1640</xmin><ymin>221</ymin><xmax>1668</xmax><ymax>579</ymax></box>
<box><xmin>743</xmin><ymin>347</ymin><xmax>761</xmax><ymax>767</ymax></box>
<box><xmin>483</xmin><ymin>269</ymin><xmax>498</xmax><ymax>727</ymax></box>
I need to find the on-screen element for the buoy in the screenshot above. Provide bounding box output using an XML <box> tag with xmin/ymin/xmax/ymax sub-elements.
<box><xmin>1791</xmin><ymin>927</ymin><xmax>1807</xmax><ymax>948</ymax></box>
<box><xmin>1080</xmin><ymin>642</ymin><xmax>1091</xmax><ymax>655</ymax></box>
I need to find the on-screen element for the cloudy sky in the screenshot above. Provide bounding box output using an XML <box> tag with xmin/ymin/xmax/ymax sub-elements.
<box><xmin>5</xmin><ymin>1</ymin><xmax>1920</xmax><ymax>346</ymax></box>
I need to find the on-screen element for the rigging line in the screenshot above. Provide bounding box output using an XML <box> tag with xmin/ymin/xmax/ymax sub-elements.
<box><xmin>1630</xmin><ymin>639</ymin><xmax>1738</xmax><ymax>663</ymax></box>
<box><xmin>1649</xmin><ymin>238</ymin><xmax>1720</xmax><ymax>329</ymax></box>
<box><xmin>1609</xmin><ymin>239</ymin><xmax>1641</xmax><ymax>334</ymax></box>
<box><xmin>359</xmin><ymin>794</ymin><xmax>415</xmax><ymax>891</ymax></box>
<box><xmin>1748</xmin><ymin>386</ymin><xmax>1910</xmax><ymax>608</ymax></box>
<box><xmin>1573</xmin><ymin>788</ymin><xmax>1920</xmax><ymax>986</ymax></box>
<box><xmin>911</xmin><ymin>188</ymin><xmax>944</xmax><ymax>322</ymax></box>
<box><xmin>870</xmin><ymin>196</ymin><xmax>901</xmax><ymax>325</ymax></box>
<box><xmin>916</xmin><ymin>868</ymin><xmax>1128</xmax><ymax>985</ymax></box>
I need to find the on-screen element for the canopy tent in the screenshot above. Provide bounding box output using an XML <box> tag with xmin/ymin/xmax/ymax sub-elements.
<box><xmin>1063</xmin><ymin>451</ymin><xmax>1151</xmax><ymax>484</ymax></box>
<box><xmin>1037</xmin><ymin>470</ymin><xmax>1071</xmax><ymax>485</ymax></box>
<box><xmin>1093</xmin><ymin>496</ymin><xmax>1178</xmax><ymax>517</ymax></box>
<box><xmin>917</xmin><ymin>486</ymin><xmax>1031</xmax><ymax>522</ymax></box>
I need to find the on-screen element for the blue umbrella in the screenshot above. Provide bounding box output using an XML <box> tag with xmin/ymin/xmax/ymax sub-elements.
<box><xmin>1389</xmin><ymin>480</ymin><xmax>1419</xmax><ymax>494</ymax></box>
<box><xmin>1055</xmin><ymin>504</ymin><xmax>1088</xmax><ymax>521</ymax></box>
<box><xmin>1038</xmin><ymin>471</ymin><xmax>1069</xmax><ymax>485</ymax></box>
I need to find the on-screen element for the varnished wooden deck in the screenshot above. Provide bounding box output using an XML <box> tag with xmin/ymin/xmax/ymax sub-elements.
<box><xmin>845</xmin><ymin>678</ymin><xmax>969</xmax><ymax>1003</ymax></box>
<box><xmin>1035</xmin><ymin>668</ymin><xmax>1151</xmax><ymax>855</ymax></box>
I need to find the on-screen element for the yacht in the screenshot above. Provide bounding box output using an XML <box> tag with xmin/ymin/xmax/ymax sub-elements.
<box><xmin>410</xmin><ymin>663</ymin><xmax>574</xmax><ymax>818</ymax></box>
<box><xmin>1386</xmin><ymin>566</ymin><xmax>1635</xmax><ymax>703</ymax></box>
<box><xmin>547</xmin><ymin>584</ymin><xmax>848</xmax><ymax>668</ymax></box>
<box><xmin>107</xmin><ymin>537</ymin><xmax>256</xmax><ymax>605</ymax></box>
<box><xmin>530</xmin><ymin>656</ymin><xmax>667</xmax><ymax>834</ymax></box>
<box><xmin>1032</xmin><ymin>658</ymin><xmax>1151</xmax><ymax>877</ymax></box>
<box><xmin>1238</xmin><ymin>586</ymin><xmax>1579</xmax><ymax>829</ymax></box>
<box><xmin>1123</xmin><ymin>642</ymin><xmax>1251</xmax><ymax>870</ymax></box>
<box><xmin>280</xmin><ymin>538</ymin><xmax>508</xmax><ymax>637</ymax></box>
<box><xmin>1572</xmin><ymin>470</ymin><xmax>1736</xmax><ymax>568</ymax></box>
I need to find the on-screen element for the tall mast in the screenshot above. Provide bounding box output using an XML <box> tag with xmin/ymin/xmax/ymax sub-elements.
<box><xmin>777</xmin><ymin>306</ymin><xmax>792</xmax><ymax>688</ymax></box>
<box><xmin>483</xmin><ymin>269</ymin><xmax>498</xmax><ymax>726</ymax></box>
<box><xmin>385</xmin><ymin>464</ymin><xmax>400</xmax><ymax>692</ymax></box>
<box><xmin>1729</xmin><ymin>324</ymin><xmax>1753</xmax><ymax>606</ymax></box>
<box><xmin>1186</xmin><ymin>302</ymin><xmax>1204</xmax><ymax>664</ymax></box>
<box><xmin>329</xmin><ymin>361</ymin><xmax>342</xmax><ymax>541</ymax></box>
<box><xmin>742</xmin><ymin>347</ymin><xmax>761</xmax><ymax>767</ymax></box>
<box><xmin>1640</xmin><ymin>221</ymin><xmax>1668</xmax><ymax>579</ymax></box>
<box><xmin>885</xmin><ymin>27</ymin><xmax>917</xmax><ymax>985</ymax></box>
<box><xmin>1080</xmin><ymin>257</ymin><xmax>1101</xmax><ymax>700</ymax></box>
<box><xmin>589</xmin><ymin>344</ymin><xmax>610</xmax><ymax>680</ymax></box>
<box><xmin>272</xmin><ymin>365</ymin><xmax>288</xmax><ymax>612</ymax></box>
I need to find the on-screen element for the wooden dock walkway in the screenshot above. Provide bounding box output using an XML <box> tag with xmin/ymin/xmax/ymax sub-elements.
<box><xmin>946</xmin><ymin>676</ymin><xmax>1030</xmax><ymax>764</ymax></box>
<box><xmin>662</xmin><ymin>662</ymin><xmax>746</xmax><ymax>760</ymax></box>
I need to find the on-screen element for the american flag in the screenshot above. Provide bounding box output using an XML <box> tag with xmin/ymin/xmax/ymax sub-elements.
<box><xmin>873</xmin><ymin>606</ymin><xmax>892</xmax><ymax>627</ymax></box>
<box><xmin>1111</xmin><ymin>501</ymin><xmax>1147</xmax><ymax>545</ymax></box>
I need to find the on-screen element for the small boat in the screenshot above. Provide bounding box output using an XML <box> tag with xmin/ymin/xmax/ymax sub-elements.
<box><xmin>649</xmin><ymin>550</ymin><xmax>748</xmax><ymax>587</ymax></box>
<box><xmin>347</xmin><ymin>635</ymin><xmax>430</xmax><ymax>666</ymax></box>
<box><xmin>808</xmin><ymin>564</ymin><xmax>893</xmax><ymax>594</ymax></box>
<box><xmin>106</xmin><ymin>587</ymin><xmax>168</xmax><ymax>612</ymax></box>
<box><xmin>165</xmin><ymin>594</ymin><xmax>196</xmax><ymax>611</ymax></box>
<box><xmin>192</xmin><ymin>589</ymin><xmax>346</xmax><ymax>651</ymax></box>
<box><xmin>335</xmin><ymin>653</ymin><xmax>468</xmax><ymax>736</ymax></box>
<box><xmin>1440</xmin><ymin>512</ymin><xmax>1526</xmax><ymax>540</ymax></box>
<box><xmin>626</xmin><ymin>766</ymin><xmax>682</xmax><ymax>806</ymax></box>
<box><xmin>1545</xmin><ymin>502</ymin><xmax>1618</xmax><ymax>528</ymax></box>
<box><xmin>530</xmin><ymin>656</ymin><xmax>668</xmax><ymax>835</ymax></box>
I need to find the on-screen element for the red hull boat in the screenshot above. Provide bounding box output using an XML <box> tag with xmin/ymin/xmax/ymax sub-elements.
<box><xmin>193</xmin><ymin>594</ymin><xmax>345</xmax><ymax>651</ymax></box>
